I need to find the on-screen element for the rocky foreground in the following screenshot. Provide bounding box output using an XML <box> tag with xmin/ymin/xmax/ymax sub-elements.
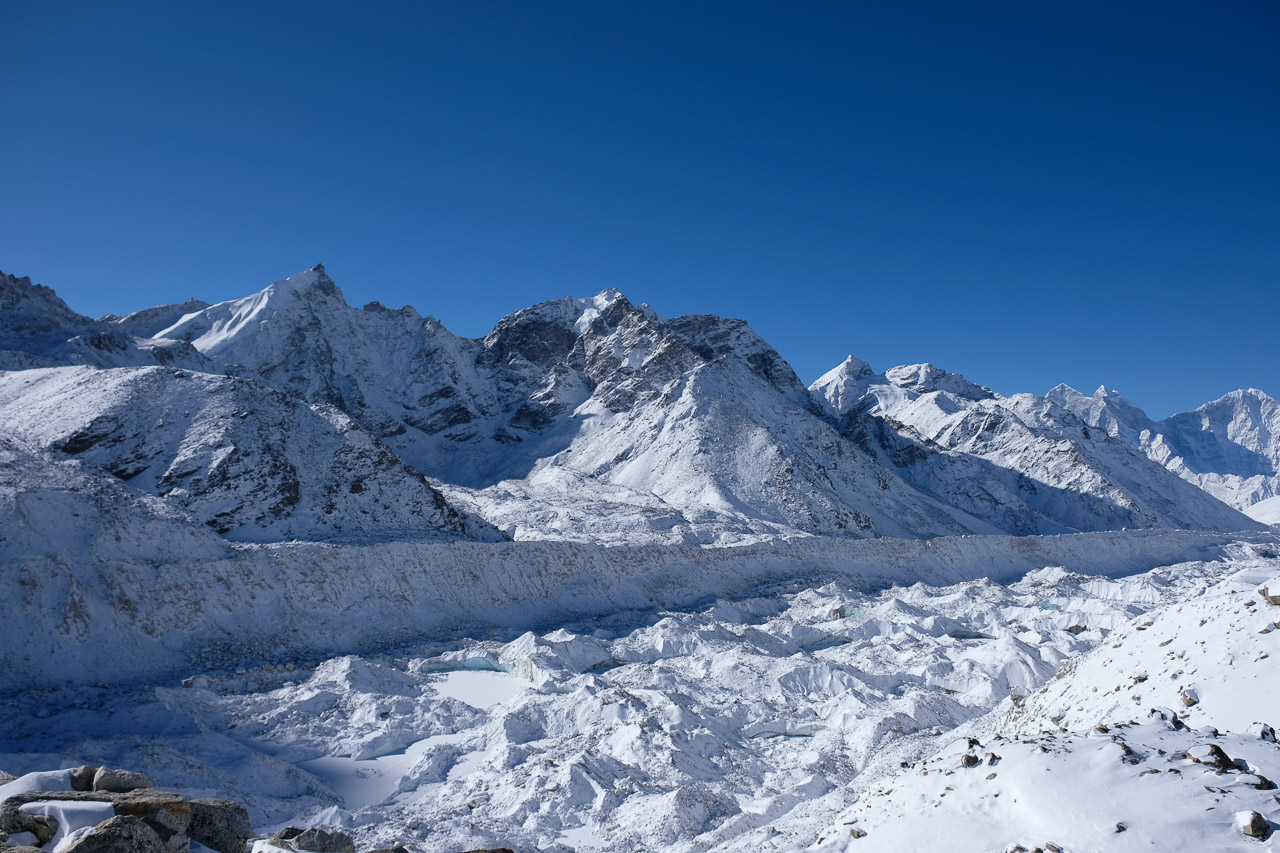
<box><xmin>0</xmin><ymin>763</ymin><xmax>490</xmax><ymax>853</ymax></box>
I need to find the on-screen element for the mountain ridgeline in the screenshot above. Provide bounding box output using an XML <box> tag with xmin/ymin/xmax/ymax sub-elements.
<box><xmin>0</xmin><ymin>265</ymin><xmax>1270</xmax><ymax>546</ymax></box>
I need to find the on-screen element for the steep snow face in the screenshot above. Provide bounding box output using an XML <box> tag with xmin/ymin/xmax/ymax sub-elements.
<box><xmin>1148</xmin><ymin>389</ymin><xmax>1280</xmax><ymax>509</ymax></box>
<box><xmin>813</xmin><ymin>363</ymin><xmax>1259</xmax><ymax>535</ymax></box>
<box><xmin>153</xmin><ymin>269</ymin><xmax>985</xmax><ymax>541</ymax></box>
<box><xmin>0</xmin><ymin>366</ymin><xmax>501</xmax><ymax>544</ymax></box>
<box><xmin>0</xmin><ymin>271</ymin><xmax>213</xmax><ymax>372</ymax></box>
<box><xmin>1052</xmin><ymin>384</ymin><xmax>1280</xmax><ymax>511</ymax></box>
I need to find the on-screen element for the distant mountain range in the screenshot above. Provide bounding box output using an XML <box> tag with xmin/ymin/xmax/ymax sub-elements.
<box><xmin>1</xmin><ymin>265</ymin><xmax>1272</xmax><ymax>546</ymax></box>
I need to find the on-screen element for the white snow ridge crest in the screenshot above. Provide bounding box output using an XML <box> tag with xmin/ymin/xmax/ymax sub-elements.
<box><xmin>1</xmin><ymin>265</ymin><xmax>1277</xmax><ymax>853</ymax></box>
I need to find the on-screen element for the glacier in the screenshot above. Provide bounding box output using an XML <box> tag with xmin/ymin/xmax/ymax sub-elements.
<box><xmin>1</xmin><ymin>265</ymin><xmax>1277</xmax><ymax>853</ymax></box>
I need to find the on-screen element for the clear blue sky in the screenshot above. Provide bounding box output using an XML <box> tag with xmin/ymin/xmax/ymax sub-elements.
<box><xmin>2</xmin><ymin>1</ymin><xmax>1276</xmax><ymax>418</ymax></box>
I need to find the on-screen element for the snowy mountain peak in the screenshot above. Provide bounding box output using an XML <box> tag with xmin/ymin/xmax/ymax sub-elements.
<box><xmin>0</xmin><ymin>270</ymin><xmax>91</xmax><ymax>338</ymax></box>
<box><xmin>1049</xmin><ymin>381</ymin><xmax>1153</xmax><ymax>445</ymax></box>
<box><xmin>884</xmin><ymin>362</ymin><xmax>994</xmax><ymax>401</ymax></box>
<box><xmin>157</xmin><ymin>267</ymin><xmax>347</xmax><ymax>356</ymax></box>
<box><xmin>266</xmin><ymin>265</ymin><xmax>343</xmax><ymax>300</ymax></box>
<box><xmin>810</xmin><ymin>355</ymin><xmax>877</xmax><ymax>415</ymax></box>
<box><xmin>1045</xmin><ymin>382</ymin><xmax>1087</xmax><ymax>406</ymax></box>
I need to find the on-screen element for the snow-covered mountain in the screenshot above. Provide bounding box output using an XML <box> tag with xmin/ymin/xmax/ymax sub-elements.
<box><xmin>0</xmin><ymin>365</ymin><xmax>500</xmax><ymax>544</ymax></box>
<box><xmin>1049</xmin><ymin>383</ymin><xmax>1280</xmax><ymax>513</ymax></box>
<box><xmin>150</xmin><ymin>266</ymin><xmax>994</xmax><ymax>542</ymax></box>
<box><xmin>811</xmin><ymin>358</ymin><xmax>1254</xmax><ymax>535</ymax></box>
<box><xmin>141</xmin><ymin>265</ymin><xmax>1256</xmax><ymax>542</ymax></box>
<box><xmin>0</xmin><ymin>265</ymin><xmax>1264</xmax><ymax>544</ymax></box>
<box><xmin>0</xmin><ymin>270</ymin><xmax>213</xmax><ymax>372</ymax></box>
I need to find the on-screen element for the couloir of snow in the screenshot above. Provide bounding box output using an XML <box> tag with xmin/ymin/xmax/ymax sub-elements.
<box><xmin>2</xmin><ymin>538</ymin><xmax>1276</xmax><ymax>852</ymax></box>
<box><xmin>1050</xmin><ymin>383</ymin><xmax>1280</xmax><ymax>514</ymax></box>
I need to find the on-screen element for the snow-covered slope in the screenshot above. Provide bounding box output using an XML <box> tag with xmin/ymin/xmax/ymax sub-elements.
<box><xmin>1247</xmin><ymin>495</ymin><xmax>1280</xmax><ymax>526</ymax></box>
<box><xmin>813</xmin><ymin>359</ymin><xmax>1257</xmax><ymax>535</ymax></box>
<box><xmin>100</xmin><ymin>297</ymin><xmax>211</xmax><ymax>338</ymax></box>
<box><xmin>0</xmin><ymin>365</ymin><xmax>500</xmax><ymax>544</ymax></box>
<box><xmin>798</xmin><ymin>545</ymin><xmax>1280</xmax><ymax>853</ymax></box>
<box><xmin>1050</xmin><ymin>383</ymin><xmax>1280</xmax><ymax>512</ymax></box>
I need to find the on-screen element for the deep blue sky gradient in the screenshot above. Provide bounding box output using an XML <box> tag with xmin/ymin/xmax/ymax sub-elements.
<box><xmin>2</xmin><ymin>1</ymin><xmax>1276</xmax><ymax>417</ymax></box>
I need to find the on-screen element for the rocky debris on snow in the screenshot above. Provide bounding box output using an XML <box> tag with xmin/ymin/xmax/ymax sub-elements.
<box><xmin>1260</xmin><ymin>579</ymin><xmax>1280</xmax><ymax>606</ymax></box>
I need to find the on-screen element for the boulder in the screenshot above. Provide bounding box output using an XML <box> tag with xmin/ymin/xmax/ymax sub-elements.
<box><xmin>1241</xmin><ymin>810</ymin><xmax>1270</xmax><ymax>838</ymax></box>
<box><xmin>188</xmin><ymin>799</ymin><xmax>253</xmax><ymax>853</ymax></box>
<box><xmin>61</xmin><ymin>815</ymin><xmax>166</xmax><ymax>853</ymax></box>
<box><xmin>268</xmin><ymin>827</ymin><xmax>357</xmax><ymax>852</ymax></box>
<box><xmin>294</xmin><ymin>828</ymin><xmax>356</xmax><ymax>853</ymax></box>
<box><xmin>70</xmin><ymin>767</ymin><xmax>98</xmax><ymax>792</ymax></box>
<box><xmin>1179</xmin><ymin>688</ymin><xmax>1199</xmax><ymax>707</ymax></box>
<box><xmin>1240</xmin><ymin>774</ymin><xmax>1276</xmax><ymax>791</ymax></box>
<box><xmin>1259</xmin><ymin>581</ymin><xmax>1280</xmax><ymax>606</ymax></box>
<box><xmin>1187</xmin><ymin>743</ymin><xmax>1235</xmax><ymax>771</ymax></box>
<box><xmin>960</xmin><ymin>754</ymin><xmax>980</xmax><ymax>768</ymax></box>
<box><xmin>0</xmin><ymin>790</ymin><xmax>190</xmax><ymax>853</ymax></box>
<box><xmin>91</xmin><ymin>769</ymin><xmax>153</xmax><ymax>794</ymax></box>
<box><xmin>0</xmin><ymin>811</ymin><xmax>57</xmax><ymax>848</ymax></box>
